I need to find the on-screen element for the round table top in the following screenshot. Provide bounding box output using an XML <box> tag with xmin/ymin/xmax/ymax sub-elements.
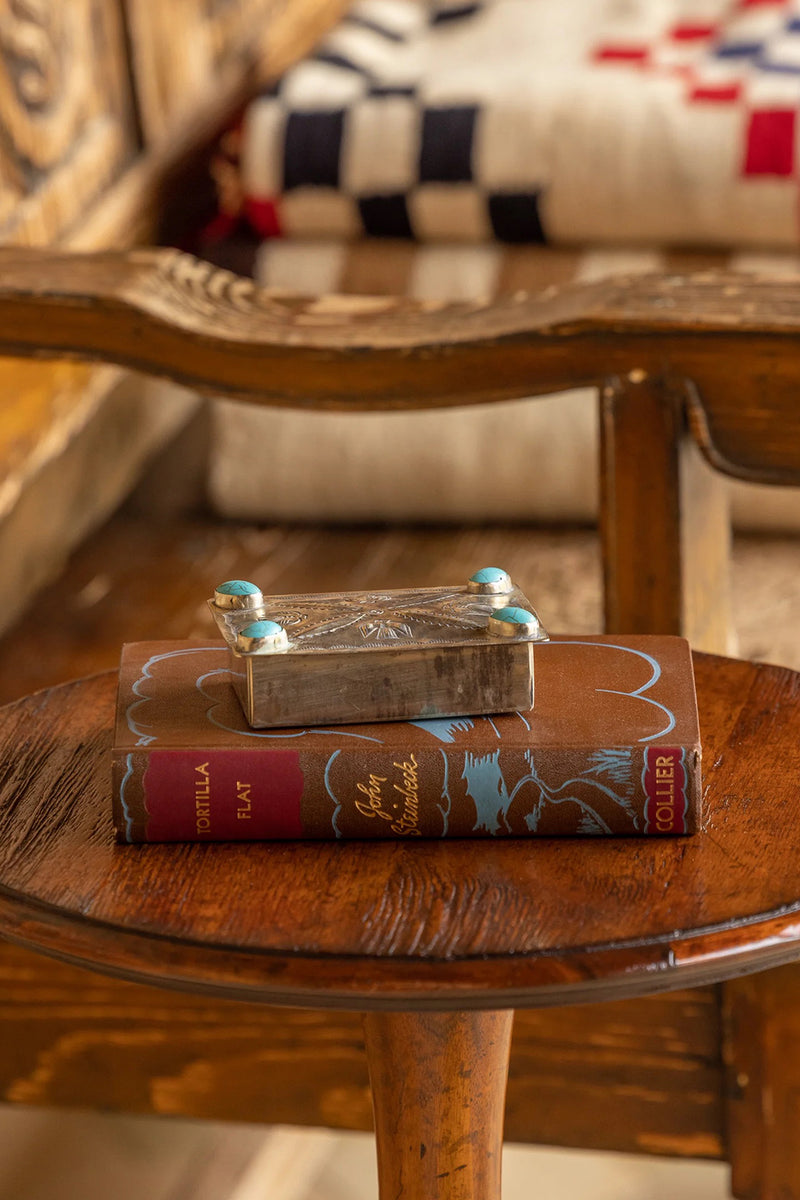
<box><xmin>0</xmin><ymin>653</ymin><xmax>798</xmax><ymax>1011</ymax></box>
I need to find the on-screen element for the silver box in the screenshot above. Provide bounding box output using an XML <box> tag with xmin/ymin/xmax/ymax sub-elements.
<box><xmin>208</xmin><ymin>571</ymin><xmax>548</xmax><ymax>728</ymax></box>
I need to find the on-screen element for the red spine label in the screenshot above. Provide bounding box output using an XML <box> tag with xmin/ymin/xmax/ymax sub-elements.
<box><xmin>142</xmin><ymin>750</ymin><xmax>304</xmax><ymax>840</ymax></box>
<box><xmin>642</xmin><ymin>746</ymin><xmax>688</xmax><ymax>834</ymax></box>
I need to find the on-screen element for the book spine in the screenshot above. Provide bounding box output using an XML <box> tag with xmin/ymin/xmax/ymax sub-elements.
<box><xmin>113</xmin><ymin>742</ymin><xmax>699</xmax><ymax>843</ymax></box>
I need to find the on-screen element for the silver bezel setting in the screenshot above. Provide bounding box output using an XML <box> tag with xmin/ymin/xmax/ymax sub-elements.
<box><xmin>213</xmin><ymin>582</ymin><xmax>265</xmax><ymax>611</ymax></box>
<box><xmin>467</xmin><ymin>569</ymin><xmax>513</xmax><ymax>596</ymax></box>
<box><xmin>487</xmin><ymin>609</ymin><xmax>546</xmax><ymax>640</ymax></box>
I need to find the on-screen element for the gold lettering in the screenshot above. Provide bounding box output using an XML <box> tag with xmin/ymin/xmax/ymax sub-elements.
<box><xmin>355</xmin><ymin>774</ymin><xmax>393</xmax><ymax>822</ymax></box>
<box><xmin>195</xmin><ymin>762</ymin><xmax>212</xmax><ymax>835</ymax></box>
<box><xmin>236</xmin><ymin>780</ymin><xmax>252</xmax><ymax>820</ymax></box>
<box><xmin>352</xmin><ymin>758</ymin><xmax>423</xmax><ymax>835</ymax></box>
<box><xmin>390</xmin><ymin>754</ymin><xmax>421</xmax><ymax>836</ymax></box>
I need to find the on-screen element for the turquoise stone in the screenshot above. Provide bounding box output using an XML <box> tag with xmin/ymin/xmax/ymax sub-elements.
<box><xmin>493</xmin><ymin>606</ymin><xmax>536</xmax><ymax>624</ymax></box>
<box><xmin>217</xmin><ymin>579</ymin><xmax>260</xmax><ymax>596</ymax></box>
<box><xmin>470</xmin><ymin>567</ymin><xmax>507</xmax><ymax>584</ymax></box>
<box><xmin>241</xmin><ymin>620</ymin><xmax>283</xmax><ymax>639</ymax></box>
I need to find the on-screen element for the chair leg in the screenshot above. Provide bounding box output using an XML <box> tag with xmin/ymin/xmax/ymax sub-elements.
<box><xmin>599</xmin><ymin>374</ymin><xmax>733</xmax><ymax>655</ymax></box>
<box><xmin>362</xmin><ymin>1009</ymin><xmax>514</xmax><ymax>1200</ymax></box>
<box><xmin>723</xmin><ymin>966</ymin><xmax>800</xmax><ymax>1200</ymax></box>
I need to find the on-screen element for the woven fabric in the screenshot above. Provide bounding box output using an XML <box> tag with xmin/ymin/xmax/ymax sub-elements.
<box><xmin>213</xmin><ymin>0</ymin><xmax>800</xmax><ymax>248</ymax></box>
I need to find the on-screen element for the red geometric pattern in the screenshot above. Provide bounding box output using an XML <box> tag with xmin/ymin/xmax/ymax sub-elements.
<box><xmin>593</xmin><ymin>0</ymin><xmax>800</xmax><ymax>181</ymax></box>
<box><xmin>744</xmin><ymin>109</ymin><xmax>796</xmax><ymax>175</ymax></box>
<box><xmin>244</xmin><ymin>197</ymin><xmax>284</xmax><ymax>238</ymax></box>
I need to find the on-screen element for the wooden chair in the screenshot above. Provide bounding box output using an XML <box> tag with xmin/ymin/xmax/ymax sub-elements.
<box><xmin>0</xmin><ymin>246</ymin><xmax>799</xmax><ymax>1199</ymax></box>
<box><xmin>6</xmin><ymin>246</ymin><xmax>800</xmax><ymax>656</ymax></box>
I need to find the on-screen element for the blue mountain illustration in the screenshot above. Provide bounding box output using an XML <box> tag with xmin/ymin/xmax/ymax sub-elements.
<box><xmin>460</xmin><ymin>746</ymin><xmax>639</xmax><ymax>836</ymax></box>
<box><xmin>521</xmin><ymin>750</ymin><xmax>638</xmax><ymax>834</ymax></box>
<box><xmin>461</xmin><ymin>750</ymin><xmax>512</xmax><ymax>835</ymax></box>
<box><xmin>411</xmin><ymin>716</ymin><xmax>475</xmax><ymax>744</ymax></box>
<box><xmin>583</xmin><ymin>747</ymin><xmax>635</xmax><ymax>792</ymax></box>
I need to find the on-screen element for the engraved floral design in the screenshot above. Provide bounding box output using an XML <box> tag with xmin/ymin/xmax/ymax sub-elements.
<box><xmin>215</xmin><ymin>582</ymin><xmax>536</xmax><ymax>652</ymax></box>
<box><xmin>356</xmin><ymin>618</ymin><xmax>414</xmax><ymax>641</ymax></box>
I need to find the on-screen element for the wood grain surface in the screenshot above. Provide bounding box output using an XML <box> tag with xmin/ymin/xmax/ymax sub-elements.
<box><xmin>126</xmin><ymin>0</ymin><xmax>290</xmax><ymax>143</ymax></box>
<box><xmin>1</xmin><ymin>249</ymin><xmax>800</xmax><ymax>485</ymax></box>
<box><xmin>126</xmin><ymin>0</ymin><xmax>350</xmax><ymax>143</ymax></box>
<box><xmin>364</xmin><ymin>1010</ymin><xmax>513</xmax><ymax>1200</ymax></box>
<box><xmin>0</xmin><ymin>940</ymin><xmax>723</xmax><ymax>1157</ymax></box>
<box><xmin>0</xmin><ymin>652</ymin><xmax>796</xmax><ymax>1009</ymax></box>
<box><xmin>0</xmin><ymin>1</ymin><xmax>133</xmax><ymax>246</ymax></box>
<box><xmin>599</xmin><ymin>374</ymin><xmax>732</xmax><ymax>652</ymax></box>
<box><xmin>723</xmin><ymin>965</ymin><xmax>800</xmax><ymax>1199</ymax></box>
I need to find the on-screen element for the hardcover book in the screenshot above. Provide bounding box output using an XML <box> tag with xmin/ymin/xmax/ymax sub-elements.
<box><xmin>113</xmin><ymin>637</ymin><xmax>702</xmax><ymax>842</ymax></box>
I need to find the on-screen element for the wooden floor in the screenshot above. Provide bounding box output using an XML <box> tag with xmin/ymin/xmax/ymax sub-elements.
<box><xmin>0</xmin><ymin>512</ymin><xmax>797</xmax><ymax>707</ymax></box>
<box><xmin>0</xmin><ymin>1114</ymin><xmax>732</xmax><ymax>1200</ymax></box>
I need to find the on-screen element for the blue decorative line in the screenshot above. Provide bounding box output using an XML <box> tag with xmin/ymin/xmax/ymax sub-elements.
<box><xmin>507</xmin><ymin>766</ymin><xmax>632</xmax><ymax>813</ymax></box>
<box><xmin>641</xmin><ymin>749</ymin><xmax>650</xmax><ymax>833</ymax></box>
<box><xmin>119</xmin><ymin>753</ymin><xmax>135</xmax><ymax>843</ymax></box>
<box><xmin>679</xmin><ymin>746</ymin><xmax>689</xmax><ymax>831</ymax></box>
<box><xmin>438</xmin><ymin>749</ymin><xmax>452</xmax><ymax>836</ymax></box>
<box><xmin>126</xmin><ymin>646</ymin><xmax>383</xmax><ymax>745</ymax></box>
<box><xmin>533</xmin><ymin>789</ymin><xmax>613</xmax><ymax>833</ymax></box>
<box><xmin>196</xmin><ymin>669</ymin><xmax>383</xmax><ymax>742</ymax></box>
<box><xmin>126</xmin><ymin>646</ymin><xmax>228</xmax><ymax>745</ymax></box>
<box><xmin>324</xmin><ymin>751</ymin><xmax>343</xmax><ymax>838</ymax></box>
<box><xmin>556</xmin><ymin>640</ymin><xmax>676</xmax><ymax>741</ymax></box>
<box><xmin>409</xmin><ymin>716</ymin><xmax>475</xmax><ymax>743</ymax></box>
<box><xmin>412</xmin><ymin>642</ymin><xmax>676</xmax><ymax>744</ymax></box>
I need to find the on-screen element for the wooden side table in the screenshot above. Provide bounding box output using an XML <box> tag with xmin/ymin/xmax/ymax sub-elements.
<box><xmin>0</xmin><ymin>651</ymin><xmax>798</xmax><ymax>1199</ymax></box>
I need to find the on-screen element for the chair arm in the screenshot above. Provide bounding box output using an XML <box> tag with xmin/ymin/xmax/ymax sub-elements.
<box><xmin>1</xmin><ymin>246</ymin><xmax>799</xmax><ymax>485</ymax></box>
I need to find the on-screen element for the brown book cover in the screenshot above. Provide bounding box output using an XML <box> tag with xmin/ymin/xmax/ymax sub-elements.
<box><xmin>113</xmin><ymin>636</ymin><xmax>702</xmax><ymax>842</ymax></box>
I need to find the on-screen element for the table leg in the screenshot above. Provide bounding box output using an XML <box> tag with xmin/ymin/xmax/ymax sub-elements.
<box><xmin>362</xmin><ymin>1009</ymin><xmax>514</xmax><ymax>1200</ymax></box>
